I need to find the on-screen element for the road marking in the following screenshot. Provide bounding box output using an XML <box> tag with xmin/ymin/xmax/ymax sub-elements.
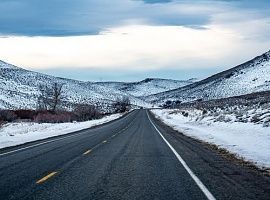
<box><xmin>147</xmin><ymin>111</ymin><xmax>216</xmax><ymax>200</ymax></box>
<box><xmin>83</xmin><ymin>150</ymin><xmax>92</xmax><ymax>155</ymax></box>
<box><xmin>36</xmin><ymin>172</ymin><xmax>57</xmax><ymax>184</ymax></box>
<box><xmin>0</xmin><ymin>131</ymin><xmax>99</xmax><ymax>157</ymax></box>
<box><xmin>0</xmin><ymin>111</ymin><xmax>136</xmax><ymax>157</ymax></box>
<box><xmin>111</xmin><ymin>134</ymin><xmax>116</xmax><ymax>138</ymax></box>
<box><xmin>102</xmin><ymin>140</ymin><xmax>107</xmax><ymax>143</ymax></box>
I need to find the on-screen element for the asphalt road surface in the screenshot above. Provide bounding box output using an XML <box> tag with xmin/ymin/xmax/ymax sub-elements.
<box><xmin>0</xmin><ymin>109</ymin><xmax>269</xmax><ymax>200</ymax></box>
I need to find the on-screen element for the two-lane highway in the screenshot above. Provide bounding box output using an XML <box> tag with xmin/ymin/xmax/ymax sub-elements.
<box><xmin>0</xmin><ymin>109</ymin><xmax>269</xmax><ymax>199</ymax></box>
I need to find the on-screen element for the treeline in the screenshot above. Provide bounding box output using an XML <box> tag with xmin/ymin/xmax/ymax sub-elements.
<box><xmin>0</xmin><ymin>83</ymin><xmax>131</xmax><ymax>125</ymax></box>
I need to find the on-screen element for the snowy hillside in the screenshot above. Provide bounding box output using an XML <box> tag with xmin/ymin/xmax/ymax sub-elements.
<box><xmin>0</xmin><ymin>61</ymin><xmax>147</xmax><ymax>111</ymax></box>
<box><xmin>94</xmin><ymin>78</ymin><xmax>195</xmax><ymax>97</ymax></box>
<box><xmin>146</xmin><ymin>50</ymin><xmax>270</xmax><ymax>104</ymax></box>
<box><xmin>0</xmin><ymin>60</ymin><xmax>193</xmax><ymax>111</ymax></box>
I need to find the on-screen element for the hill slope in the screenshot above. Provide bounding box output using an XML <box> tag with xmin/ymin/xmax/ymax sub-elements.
<box><xmin>94</xmin><ymin>78</ymin><xmax>195</xmax><ymax>97</ymax></box>
<box><xmin>146</xmin><ymin>50</ymin><xmax>270</xmax><ymax>104</ymax></box>
<box><xmin>0</xmin><ymin>61</ymin><xmax>192</xmax><ymax>111</ymax></box>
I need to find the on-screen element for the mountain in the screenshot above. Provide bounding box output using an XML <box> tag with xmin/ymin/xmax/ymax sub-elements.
<box><xmin>0</xmin><ymin>61</ymin><xmax>144</xmax><ymax>111</ymax></box>
<box><xmin>0</xmin><ymin>60</ymin><xmax>192</xmax><ymax>111</ymax></box>
<box><xmin>146</xmin><ymin>50</ymin><xmax>270</xmax><ymax>104</ymax></box>
<box><xmin>93</xmin><ymin>78</ymin><xmax>195</xmax><ymax>97</ymax></box>
<box><xmin>0</xmin><ymin>60</ymin><xmax>19</xmax><ymax>70</ymax></box>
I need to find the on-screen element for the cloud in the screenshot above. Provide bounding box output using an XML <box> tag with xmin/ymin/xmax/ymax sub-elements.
<box><xmin>0</xmin><ymin>0</ymin><xmax>269</xmax><ymax>37</ymax></box>
<box><xmin>1</xmin><ymin>22</ymin><xmax>269</xmax><ymax>72</ymax></box>
<box><xmin>0</xmin><ymin>0</ymin><xmax>270</xmax><ymax>81</ymax></box>
<box><xmin>0</xmin><ymin>0</ymin><xmax>225</xmax><ymax>36</ymax></box>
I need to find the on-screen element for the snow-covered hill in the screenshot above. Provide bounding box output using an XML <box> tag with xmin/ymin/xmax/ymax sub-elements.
<box><xmin>146</xmin><ymin>50</ymin><xmax>270</xmax><ymax>104</ymax></box>
<box><xmin>0</xmin><ymin>61</ymin><xmax>143</xmax><ymax>111</ymax></box>
<box><xmin>94</xmin><ymin>78</ymin><xmax>195</xmax><ymax>97</ymax></box>
<box><xmin>0</xmin><ymin>60</ymin><xmax>192</xmax><ymax>111</ymax></box>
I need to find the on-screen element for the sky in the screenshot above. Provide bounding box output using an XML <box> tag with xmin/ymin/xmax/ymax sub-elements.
<box><xmin>0</xmin><ymin>0</ymin><xmax>270</xmax><ymax>81</ymax></box>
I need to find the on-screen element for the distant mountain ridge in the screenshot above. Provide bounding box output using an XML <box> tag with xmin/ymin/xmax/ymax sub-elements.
<box><xmin>0</xmin><ymin>61</ymin><xmax>193</xmax><ymax>111</ymax></box>
<box><xmin>94</xmin><ymin>78</ymin><xmax>195</xmax><ymax>97</ymax></box>
<box><xmin>146</xmin><ymin>50</ymin><xmax>270</xmax><ymax>104</ymax></box>
<box><xmin>2</xmin><ymin>50</ymin><xmax>269</xmax><ymax>110</ymax></box>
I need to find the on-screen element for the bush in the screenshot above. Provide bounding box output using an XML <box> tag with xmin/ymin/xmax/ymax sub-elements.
<box><xmin>250</xmin><ymin>115</ymin><xmax>261</xmax><ymax>123</ymax></box>
<box><xmin>113</xmin><ymin>97</ymin><xmax>130</xmax><ymax>113</ymax></box>
<box><xmin>14</xmin><ymin>110</ymin><xmax>37</xmax><ymax>120</ymax></box>
<box><xmin>202</xmin><ymin>109</ymin><xmax>207</xmax><ymax>115</ymax></box>
<box><xmin>74</xmin><ymin>104</ymin><xmax>101</xmax><ymax>121</ymax></box>
<box><xmin>0</xmin><ymin>106</ymin><xmax>102</xmax><ymax>124</ymax></box>
<box><xmin>0</xmin><ymin>120</ymin><xmax>5</xmax><ymax>127</ymax></box>
<box><xmin>34</xmin><ymin>111</ymin><xmax>73</xmax><ymax>123</ymax></box>
<box><xmin>0</xmin><ymin>110</ymin><xmax>17</xmax><ymax>122</ymax></box>
<box><xmin>181</xmin><ymin>111</ymin><xmax>189</xmax><ymax>117</ymax></box>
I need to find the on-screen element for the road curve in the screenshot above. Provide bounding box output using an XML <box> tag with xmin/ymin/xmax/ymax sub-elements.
<box><xmin>0</xmin><ymin>109</ymin><xmax>269</xmax><ymax>200</ymax></box>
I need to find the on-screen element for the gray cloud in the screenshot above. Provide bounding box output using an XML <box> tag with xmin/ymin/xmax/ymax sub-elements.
<box><xmin>0</xmin><ymin>0</ymin><xmax>229</xmax><ymax>36</ymax></box>
<box><xmin>1</xmin><ymin>0</ymin><xmax>270</xmax><ymax>81</ymax></box>
<box><xmin>1</xmin><ymin>0</ymin><xmax>270</xmax><ymax>36</ymax></box>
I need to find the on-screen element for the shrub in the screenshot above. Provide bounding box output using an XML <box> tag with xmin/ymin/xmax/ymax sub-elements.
<box><xmin>0</xmin><ymin>110</ymin><xmax>17</xmax><ymax>122</ymax></box>
<box><xmin>74</xmin><ymin>104</ymin><xmax>101</xmax><ymax>121</ymax></box>
<box><xmin>0</xmin><ymin>120</ymin><xmax>5</xmax><ymax>127</ymax></box>
<box><xmin>250</xmin><ymin>115</ymin><xmax>261</xmax><ymax>123</ymax></box>
<box><xmin>202</xmin><ymin>109</ymin><xmax>207</xmax><ymax>115</ymax></box>
<box><xmin>181</xmin><ymin>111</ymin><xmax>189</xmax><ymax>117</ymax></box>
<box><xmin>14</xmin><ymin>110</ymin><xmax>37</xmax><ymax>120</ymax></box>
<box><xmin>34</xmin><ymin>111</ymin><xmax>73</xmax><ymax>123</ymax></box>
<box><xmin>113</xmin><ymin>97</ymin><xmax>131</xmax><ymax>113</ymax></box>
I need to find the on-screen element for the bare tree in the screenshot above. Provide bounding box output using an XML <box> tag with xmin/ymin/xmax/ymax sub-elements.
<box><xmin>37</xmin><ymin>83</ymin><xmax>65</xmax><ymax>112</ymax></box>
<box><xmin>113</xmin><ymin>96</ymin><xmax>131</xmax><ymax>113</ymax></box>
<box><xmin>74</xmin><ymin>104</ymin><xmax>101</xmax><ymax>121</ymax></box>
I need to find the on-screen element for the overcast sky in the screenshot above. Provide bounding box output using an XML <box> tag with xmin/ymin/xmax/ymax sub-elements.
<box><xmin>0</xmin><ymin>0</ymin><xmax>270</xmax><ymax>81</ymax></box>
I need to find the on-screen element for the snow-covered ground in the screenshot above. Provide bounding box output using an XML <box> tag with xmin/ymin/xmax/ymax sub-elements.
<box><xmin>0</xmin><ymin>113</ymin><xmax>123</xmax><ymax>149</ymax></box>
<box><xmin>152</xmin><ymin>109</ymin><xmax>270</xmax><ymax>170</ymax></box>
<box><xmin>148</xmin><ymin>50</ymin><xmax>270</xmax><ymax>104</ymax></box>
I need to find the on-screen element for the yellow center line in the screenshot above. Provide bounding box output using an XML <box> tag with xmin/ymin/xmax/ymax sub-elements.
<box><xmin>36</xmin><ymin>172</ymin><xmax>57</xmax><ymax>184</ymax></box>
<box><xmin>83</xmin><ymin>149</ymin><xmax>92</xmax><ymax>155</ymax></box>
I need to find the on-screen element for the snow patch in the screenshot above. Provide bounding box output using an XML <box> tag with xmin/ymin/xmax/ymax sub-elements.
<box><xmin>152</xmin><ymin>109</ymin><xmax>270</xmax><ymax>169</ymax></box>
<box><xmin>0</xmin><ymin>113</ymin><xmax>123</xmax><ymax>149</ymax></box>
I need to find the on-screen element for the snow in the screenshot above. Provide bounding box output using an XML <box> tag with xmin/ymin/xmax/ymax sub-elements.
<box><xmin>0</xmin><ymin>113</ymin><xmax>123</xmax><ymax>149</ymax></box>
<box><xmin>152</xmin><ymin>109</ymin><xmax>270</xmax><ymax>169</ymax></box>
<box><xmin>0</xmin><ymin>60</ymin><xmax>19</xmax><ymax>69</ymax></box>
<box><xmin>148</xmin><ymin>50</ymin><xmax>270</xmax><ymax>104</ymax></box>
<box><xmin>97</xmin><ymin>78</ymin><xmax>195</xmax><ymax>97</ymax></box>
<box><xmin>1</xmin><ymin>60</ymin><xmax>192</xmax><ymax>110</ymax></box>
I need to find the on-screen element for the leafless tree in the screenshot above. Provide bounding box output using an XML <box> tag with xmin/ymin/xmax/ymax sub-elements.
<box><xmin>74</xmin><ymin>104</ymin><xmax>101</xmax><ymax>121</ymax></box>
<box><xmin>113</xmin><ymin>96</ymin><xmax>131</xmax><ymax>113</ymax></box>
<box><xmin>37</xmin><ymin>83</ymin><xmax>65</xmax><ymax>112</ymax></box>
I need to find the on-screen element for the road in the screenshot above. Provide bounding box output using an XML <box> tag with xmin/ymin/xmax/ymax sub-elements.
<box><xmin>0</xmin><ymin>109</ymin><xmax>269</xmax><ymax>200</ymax></box>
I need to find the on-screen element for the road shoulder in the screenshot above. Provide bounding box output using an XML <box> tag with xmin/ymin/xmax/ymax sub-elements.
<box><xmin>148</xmin><ymin>110</ymin><xmax>270</xmax><ymax>200</ymax></box>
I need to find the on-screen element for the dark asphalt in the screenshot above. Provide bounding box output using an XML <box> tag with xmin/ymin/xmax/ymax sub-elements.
<box><xmin>0</xmin><ymin>109</ymin><xmax>269</xmax><ymax>200</ymax></box>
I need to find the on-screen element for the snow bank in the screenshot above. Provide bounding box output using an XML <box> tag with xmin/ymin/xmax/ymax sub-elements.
<box><xmin>0</xmin><ymin>113</ymin><xmax>123</xmax><ymax>149</ymax></box>
<box><xmin>152</xmin><ymin>109</ymin><xmax>270</xmax><ymax>169</ymax></box>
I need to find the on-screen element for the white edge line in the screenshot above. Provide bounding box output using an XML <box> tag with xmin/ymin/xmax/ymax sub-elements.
<box><xmin>147</xmin><ymin>111</ymin><xmax>216</xmax><ymax>200</ymax></box>
<box><xmin>0</xmin><ymin>111</ymin><xmax>134</xmax><ymax>157</ymax></box>
<box><xmin>0</xmin><ymin>131</ymin><xmax>97</xmax><ymax>157</ymax></box>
